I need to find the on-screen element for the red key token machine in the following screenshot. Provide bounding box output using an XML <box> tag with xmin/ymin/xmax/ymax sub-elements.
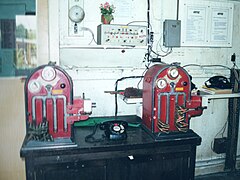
<box><xmin>142</xmin><ymin>64</ymin><xmax>204</xmax><ymax>140</ymax></box>
<box><xmin>24</xmin><ymin>63</ymin><xmax>92</xmax><ymax>145</ymax></box>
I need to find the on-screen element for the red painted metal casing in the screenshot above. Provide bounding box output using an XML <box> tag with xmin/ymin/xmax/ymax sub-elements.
<box><xmin>25</xmin><ymin>64</ymin><xmax>90</xmax><ymax>139</ymax></box>
<box><xmin>142</xmin><ymin>64</ymin><xmax>203</xmax><ymax>135</ymax></box>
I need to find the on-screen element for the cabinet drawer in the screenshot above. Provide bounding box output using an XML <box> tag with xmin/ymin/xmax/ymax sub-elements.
<box><xmin>34</xmin><ymin>160</ymin><xmax>107</xmax><ymax>180</ymax></box>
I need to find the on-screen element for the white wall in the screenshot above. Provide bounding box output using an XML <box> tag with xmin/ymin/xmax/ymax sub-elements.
<box><xmin>48</xmin><ymin>0</ymin><xmax>240</xmax><ymax>175</ymax></box>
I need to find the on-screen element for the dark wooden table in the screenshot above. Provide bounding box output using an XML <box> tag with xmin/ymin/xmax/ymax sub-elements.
<box><xmin>20</xmin><ymin>115</ymin><xmax>201</xmax><ymax>180</ymax></box>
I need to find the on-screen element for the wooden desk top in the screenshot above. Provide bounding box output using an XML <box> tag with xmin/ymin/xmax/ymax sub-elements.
<box><xmin>20</xmin><ymin>115</ymin><xmax>201</xmax><ymax>158</ymax></box>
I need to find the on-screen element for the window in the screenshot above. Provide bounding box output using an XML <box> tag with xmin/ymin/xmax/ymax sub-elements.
<box><xmin>15</xmin><ymin>15</ymin><xmax>37</xmax><ymax>74</ymax></box>
<box><xmin>0</xmin><ymin>0</ymin><xmax>36</xmax><ymax>77</ymax></box>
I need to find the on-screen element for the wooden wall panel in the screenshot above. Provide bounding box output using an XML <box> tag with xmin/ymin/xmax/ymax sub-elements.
<box><xmin>0</xmin><ymin>79</ymin><xmax>26</xmax><ymax>180</ymax></box>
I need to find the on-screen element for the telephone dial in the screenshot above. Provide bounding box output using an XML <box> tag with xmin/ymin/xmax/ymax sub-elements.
<box><xmin>100</xmin><ymin>120</ymin><xmax>128</xmax><ymax>140</ymax></box>
<box><xmin>205</xmin><ymin>76</ymin><xmax>232</xmax><ymax>89</ymax></box>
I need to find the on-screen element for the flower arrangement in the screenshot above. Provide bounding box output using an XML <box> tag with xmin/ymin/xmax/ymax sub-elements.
<box><xmin>100</xmin><ymin>2</ymin><xmax>115</xmax><ymax>24</ymax></box>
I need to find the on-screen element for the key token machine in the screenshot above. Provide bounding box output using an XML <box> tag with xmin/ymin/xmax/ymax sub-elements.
<box><xmin>142</xmin><ymin>64</ymin><xmax>204</xmax><ymax>139</ymax></box>
<box><xmin>24</xmin><ymin>63</ymin><xmax>92</xmax><ymax>145</ymax></box>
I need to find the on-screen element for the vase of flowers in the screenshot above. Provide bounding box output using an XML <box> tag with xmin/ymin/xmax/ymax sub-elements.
<box><xmin>100</xmin><ymin>2</ymin><xmax>115</xmax><ymax>24</ymax></box>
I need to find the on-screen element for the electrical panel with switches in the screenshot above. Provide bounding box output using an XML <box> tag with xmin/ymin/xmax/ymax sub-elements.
<box><xmin>97</xmin><ymin>24</ymin><xmax>147</xmax><ymax>46</ymax></box>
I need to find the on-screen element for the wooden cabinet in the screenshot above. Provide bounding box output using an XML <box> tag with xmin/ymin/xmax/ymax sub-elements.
<box><xmin>20</xmin><ymin>116</ymin><xmax>201</xmax><ymax>180</ymax></box>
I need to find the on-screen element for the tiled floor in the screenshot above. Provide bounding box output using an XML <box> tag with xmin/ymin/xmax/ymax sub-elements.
<box><xmin>195</xmin><ymin>171</ymin><xmax>240</xmax><ymax>180</ymax></box>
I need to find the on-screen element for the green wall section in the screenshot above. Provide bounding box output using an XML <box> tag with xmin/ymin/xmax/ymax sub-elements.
<box><xmin>0</xmin><ymin>0</ymin><xmax>35</xmax><ymax>76</ymax></box>
<box><xmin>0</xmin><ymin>0</ymin><xmax>35</xmax><ymax>16</ymax></box>
<box><xmin>0</xmin><ymin>4</ymin><xmax>26</xmax><ymax>19</ymax></box>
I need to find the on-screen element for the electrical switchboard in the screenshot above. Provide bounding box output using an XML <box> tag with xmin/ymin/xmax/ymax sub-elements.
<box><xmin>97</xmin><ymin>24</ymin><xmax>147</xmax><ymax>46</ymax></box>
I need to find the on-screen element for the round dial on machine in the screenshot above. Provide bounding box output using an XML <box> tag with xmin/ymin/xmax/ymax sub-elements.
<box><xmin>28</xmin><ymin>80</ymin><xmax>41</xmax><ymax>93</ymax></box>
<box><xmin>69</xmin><ymin>5</ymin><xmax>85</xmax><ymax>23</ymax></box>
<box><xmin>156</xmin><ymin>78</ymin><xmax>167</xmax><ymax>89</ymax></box>
<box><xmin>41</xmin><ymin>66</ymin><xmax>56</xmax><ymax>81</ymax></box>
<box><xmin>168</xmin><ymin>67</ymin><xmax>179</xmax><ymax>79</ymax></box>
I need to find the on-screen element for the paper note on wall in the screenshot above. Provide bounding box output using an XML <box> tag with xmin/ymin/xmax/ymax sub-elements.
<box><xmin>111</xmin><ymin>0</ymin><xmax>133</xmax><ymax>24</ymax></box>
<box><xmin>179</xmin><ymin>0</ymin><xmax>233</xmax><ymax>47</ymax></box>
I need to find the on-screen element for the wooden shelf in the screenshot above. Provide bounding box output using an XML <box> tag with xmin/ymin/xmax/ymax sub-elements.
<box><xmin>200</xmin><ymin>91</ymin><xmax>240</xmax><ymax>107</ymax></box>
<box><xmin>120</xmin><ymin>92</ymin><xmax>240</xmax><ymax>107</ymax></box>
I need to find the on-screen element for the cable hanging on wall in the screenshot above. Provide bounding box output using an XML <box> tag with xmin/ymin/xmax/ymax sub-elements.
<box><xmin>147</xmin><ymin>0</ymin><xmax>151</xmax><ymax>62</ymax></box>
<box><xmin>145</xmin><ymin>0</ymin><xmax>174</xmax><ymax>63</ymax></box>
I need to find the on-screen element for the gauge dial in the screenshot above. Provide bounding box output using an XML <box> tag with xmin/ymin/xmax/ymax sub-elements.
<box><xmin>168</xmin><ymin>67</ymin><xmax>179</xmax><ymax>79</ymax></box>
<box><xmin>28</xmin><ymin>80</ymin><xmax>41</xmax><ymax>93</ymax></box>
<box><xmin>69</xmin><ymin>5</ymin><xmax>85</xmax><ymax>23</ymax></box>
<box><xmin>156</xmin><ymin>78</ymin><xmax>167</xmax><ymax>89</ymax></box>
<box><xmin>41</xmin><ymin>66</ymin><xmax>56</xmax><ymax>81</ymax></box>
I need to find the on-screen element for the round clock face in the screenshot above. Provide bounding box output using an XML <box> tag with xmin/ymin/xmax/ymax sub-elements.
<box><xmin>156</xmin><ymin>78</ymin><xmax>167</xmax><ymax>89</ymax></box>
<box><xmin>69</xmin><ymin>5</ymin><xmax>85</xmax><ymax>23</ymax></box>
<box><xmin>28</xmin><ymin>80</ymin><xmax>41</xmax><ymax>93</ymax></box>
<box><xmin>168</xmin><ymin>67</ymin><xmax>179</xmax><ymax>79</ymax></box>
<box><xmin>41</xmin><ymin>66</ymin><xmax>56</xmax><ymax>81</ymax></box>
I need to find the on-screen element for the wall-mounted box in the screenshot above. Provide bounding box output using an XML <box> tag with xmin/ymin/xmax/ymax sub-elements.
<box><xmin>163</xmin><ymin>20</ymin><xmax>181</xmax><ymax>47</ymax></box>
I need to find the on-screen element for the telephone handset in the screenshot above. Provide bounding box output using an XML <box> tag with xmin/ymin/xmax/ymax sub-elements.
<box><xmin>205</xmin><ymin>76</ymin><xmax>232</xmax><ymax>89</ymax></box>
<box><xmin>100</xmin><ymin>120</ymin><xmax>128</xmax><ymax>140</ymax></box>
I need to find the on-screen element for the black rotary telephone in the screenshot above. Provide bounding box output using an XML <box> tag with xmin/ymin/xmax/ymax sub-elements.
<box><xmin>100</xmin><ymin>120</ymin><xmax>128</xmax><ymax>140</ymax></box>
<box><xmin>205</xmin><ymin>76</ymin><xmax>232</xmax><ymax>89</ymax></box>
<box><xmin>85</xmin><ymin>120</ymin><xmax>128</xmax><ymax>143</ymax></box>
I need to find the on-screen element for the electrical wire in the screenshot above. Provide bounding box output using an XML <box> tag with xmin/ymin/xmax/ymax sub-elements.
<box><xmin>174</xmin><ymin>104</ymin><xmax>189</xmax><ymax>132</ymax></box>
<box><xmin>148</xmin><ymin>37</ymin><xmax>172</xmax><ymax>59</ymax></box>
<box><xmin>232</xmin><ymin>63</ymin><xmax>239</xmax><ymax>69</ymax></box>
<box><xmin>217</xmin><ymin>120</ymin><xmax>228</xmax><ymax>139</ymax></box>
<box><xmin>157</xmin><ymin>119</ymin><xmax>169</xmax><ymax>133</ymax></box>
<box><xmin>232</xmin><ymin>67</ymin><xmax>240</xmax><ymax>83</ymax></box>
<box><xmin>140</xmin><ymin>0</ymin><xmax>173</xmax><ymax>63</ymax></box>
<box><xmin>126</xmin><ymin>21</ymin><xmax>153</xmax><ymax>32</ymax></box>
<box><xmin>155</xmin><ymin>30</ymin><xmax>174</xmax><ymax>57</ymax></box>
<box><xmin>156</xmin><ymin>36</ymin><xmax>171</xmax><ymax>54</ymax></box>
<box><xmin>182</xmin><ymin>64</ymin><xmax>231</xmax><ymax>70</ymax></box>
<box><xmin>176</xmin><ymin>0</ymin><xmax>179</xmax><ymax>20</ymax></box>
<box><xmin>136</xmin><ymin>63</ymin><xmax>151</xmax><ymax>89</ymax></box>
<box><xmin>151</xmin><ymin>46</ymin><xmax>173</xmax><ymax>57</ymax></box>
<box><xmin>210</xmin><ymin>120</ymin><xmax>228</xmax><ymax>152</ymax></box>
<box><xmin>85</xmin><ymin>124</ymin><xmax>104</xmax><ymax>143</ymax></box>
<box><xmin>80</xmin><ymin>27</ymin><xmax>97</xmax><ymax>45</ymax></box>
<box><xmin>147</xmin><ymin>0</ymin><xmax>151</xmax><ymax>62</ymax></box>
